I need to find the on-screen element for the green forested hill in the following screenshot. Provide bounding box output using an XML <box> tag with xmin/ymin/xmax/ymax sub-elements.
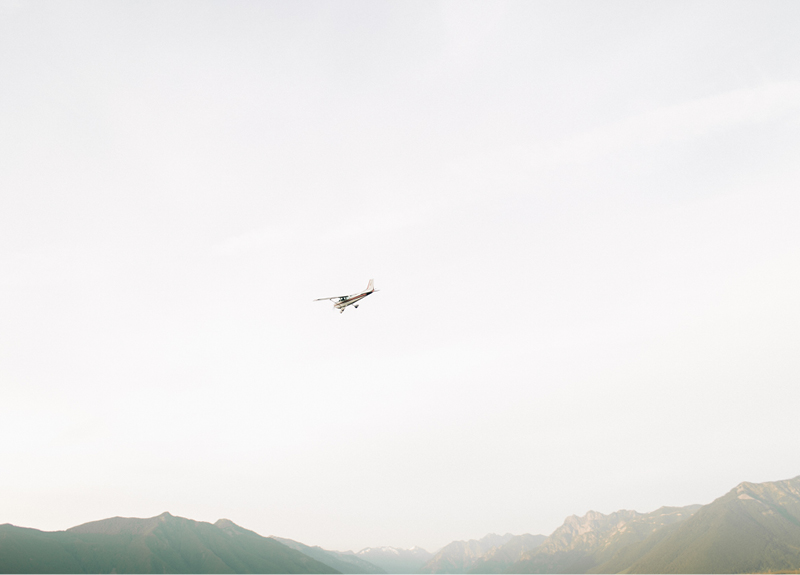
<box><xmin>505</xmin><ymin>476</ymin><xmax>800</xmax><ymax>574</ymax></box>
<box><xmin>0</xmin><ymin>512</ymin><xmax>339</xmax><ymax>574</ymax></box>
<box><xmin>617</xmin><ymin>476</ymin><xmax>800</xmax><ymax>573</ymax></box>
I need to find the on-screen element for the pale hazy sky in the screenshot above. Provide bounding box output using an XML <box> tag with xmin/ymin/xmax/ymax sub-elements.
<box><xmin>2</xmin><ymin>0</ymin><xmax>800</xmax><ymax>553</ymax></box>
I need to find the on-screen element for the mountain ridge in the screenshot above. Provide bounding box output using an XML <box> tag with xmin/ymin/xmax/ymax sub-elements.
<box><xmin>3</xmin><ymin>475</ymin><xmax>800</xmax><ymax>573</ymax></box>
<box><xmin>420</xmin><ymin>533</ymin><xmax>522</xmax><ymax>574</ymax></box>
<box><xmin>466</xmin><ymin>534</ymin><xmax>548</xmax><ymax>573</ymax></box>
<box><xmin>0</xmin><ymin>513</ymin><xmax>338</xmax><ymax>574</ymax></box>
<box><xmin>508</xmin><ymin>504</ymin><xmax>701</xmax><ymax>573</ymax></box>
<box><xmin>616</xmin><ymin>475</ymin><xmax>800</xmax><ymax>574</ymax></box>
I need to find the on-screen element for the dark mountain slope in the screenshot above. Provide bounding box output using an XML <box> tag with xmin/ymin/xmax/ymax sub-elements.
<box><xmin>621</xmin><ymin>476</ymin><xmax>800</xmax><ymax>573</ymax></box>
<box><xmin>0</xmin><ymin>512</ymin><xmax>338</xmax><ymax>574</ymax></box>
<box><xmin>0</xmin><ymin>524</ymin><xmax>100</xmax><ymax>574</ymax></box>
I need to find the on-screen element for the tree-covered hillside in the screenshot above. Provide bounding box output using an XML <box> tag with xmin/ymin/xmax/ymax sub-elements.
<box><xmin>619</xmin><ymin>476</ymin><xmax>800</xmax><ymax>573</ymax></box>
<box><xmin>0</xmin><ymin>512</ymin><xmax>338</xmax><ymax>574</ymax></box>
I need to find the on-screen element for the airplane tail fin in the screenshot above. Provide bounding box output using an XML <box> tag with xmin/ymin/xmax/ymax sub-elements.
<box><xmin>366</xmin><ymin>279</ymin><xmax>374</xmax><ymax>292</ymax></box>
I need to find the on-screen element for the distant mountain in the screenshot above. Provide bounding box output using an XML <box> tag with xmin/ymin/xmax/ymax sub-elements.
<box><xmin>356</xmin><ymin>546</ymin><xmax>433</xmax><ymax>574</ymax></box>
<box><xmin>0</xmin><ymin>512</ymin><xmax>338</xmax><ymax>574</ymax></box>
<box><xmin>3</xmin><ymin>475</ymin><xmax>800</xmax><ymax>574</ymax></box>
<box><xmin>271</xmin><ymin>536</ymin><xmax>386</xmax><ymax>574</ymax></box>
<box><xmin>610</xmin><ymin>475</ymin><xmax>800</xmax><ymax>573</ymax></box>
<box><xmin>420</xmin><ymin>533</ymin><xmax>517</xmax><ymax>574</ymax></box>
<box><xmin>509</xmin><ymin>505</ymin><xmax>701</xmax><ymax>573</ymax></box>
<box><xmin>467</xmin><ymin>534</ymin><xmax>547</xmax><ymax>573</ymax></box>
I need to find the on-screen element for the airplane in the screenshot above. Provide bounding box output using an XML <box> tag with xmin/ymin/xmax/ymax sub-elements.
<box><xmin>314</xmin><ymin>279</ymin><xmax>377</xmax><ymax>313</ymax></box>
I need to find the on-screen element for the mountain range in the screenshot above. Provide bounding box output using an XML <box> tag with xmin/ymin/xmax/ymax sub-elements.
<box><xmin>420</xmin><ymin>533</ymin><xmax>547</xmax><ymax>574</ymax></box>
<box><xmin>2</xmin><ymin>475</ymin><xmax>799</xmax><ymax>573</ymax></box>
<box><xmin>605</xmin><ymin>476</ymin><xmax>800</xmax><ymax>574</ymax></box>
<box><xmin>0</xmin><ymin>512</ymin><xmax>335</xmax><ymax>574</ymax></box>
<box><xmin>509</xmin><ymin>505</ymin><xmax>701</xmax><ymax>573</ymax></box>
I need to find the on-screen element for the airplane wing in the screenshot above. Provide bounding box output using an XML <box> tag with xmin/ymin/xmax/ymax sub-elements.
<box><xmin>314</xmin><ymin>280</ymin><xmax>374</xmax><ymax>302</ymax></box>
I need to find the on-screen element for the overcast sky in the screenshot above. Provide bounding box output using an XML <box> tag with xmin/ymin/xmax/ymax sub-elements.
<box><xmin>2</xmin><ymin>0</ymin><xmax>800</xmax><ymax>553</ymax></box>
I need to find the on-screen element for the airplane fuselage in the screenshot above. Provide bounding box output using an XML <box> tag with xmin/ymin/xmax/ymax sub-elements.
<box><xmin>334</xmin><ymin>290</ymin><xmax>372</xmax><ymax>312</ymax></box>
<box><xmin>315</xmin><ymin>279</ymin><xmax>377</xmax><ymax>313</ymax></box>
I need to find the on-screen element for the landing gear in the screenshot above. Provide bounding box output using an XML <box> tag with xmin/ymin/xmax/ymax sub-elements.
<box><xmin>354</xmin><ymin>305</ymin><xmax>359</xmax><ymax>309</ymax></box>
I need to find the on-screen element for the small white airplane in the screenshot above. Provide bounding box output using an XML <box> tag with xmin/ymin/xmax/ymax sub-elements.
<box><xmin>314</xmin><ymin>279</ymin><xmax>377</xmax><ymax>313</ymax></box>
